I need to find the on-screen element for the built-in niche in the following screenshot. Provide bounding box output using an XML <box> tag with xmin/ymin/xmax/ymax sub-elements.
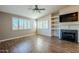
<box><xmin>60</xmin><ymin>12</ymin><xmax>78</xmax><ymax>22</ymax></box>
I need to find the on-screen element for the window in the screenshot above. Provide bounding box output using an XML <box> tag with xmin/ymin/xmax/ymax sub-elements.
<box><xmin>27</xmin><ymin>20</ymin><xmax>31</xmax><ymax>29</ymax></box>
<box><xmin>12</xmin><ymin>17</ymin><xmax>32</xmax><ymax>30</ymax></box>
<box><xmin>37</xmin><ymin>20</ymin><xmax>49</xmax><ymax>29</ymax></box>
<box><xmin>24</xmin><ymin>20</ymin><xmax>27</xmax><ymax>29</ymax></box>
<box><xmin>12</xmin><ymin>17</ymin><xmax>19</xmax><ymax>30</ymax></box>
<box><xmin>37</xmin><ymin>21</ymin><xmax>42</xmax><ymax>29</ymax></box>
<box><xmin>19</xmin><ymin>18</ymin><xmax>24</xmax><ymax>29</ymax></box>
<box><xmin>42</xmin><ymin>20</ymin><xmax>48</xmax><ymax>29</ymax></box>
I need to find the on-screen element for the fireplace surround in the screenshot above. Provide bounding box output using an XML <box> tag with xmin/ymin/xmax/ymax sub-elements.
<box><xmin>61</xmin><ymin>30</ymin><xmax>78</xmax><ymax>42</ymax></box>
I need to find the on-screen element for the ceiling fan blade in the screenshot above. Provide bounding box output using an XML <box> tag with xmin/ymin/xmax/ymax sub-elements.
<box><xmin>32</xmin><ymin>8</ymin><xmax>45</xmax><ymax>10</ymax></box>
<box><xmin>32</xmin><ymin>9</ymin><xmax>37</xmax><ymax>10</ymax></box>
<box><xmin>38</xmin><ymin>8</ymin><xmax>45</xmax><ymax>10</ymax></box>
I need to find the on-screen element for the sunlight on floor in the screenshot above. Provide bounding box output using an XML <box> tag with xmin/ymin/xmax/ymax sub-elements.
<box><xmin>11</xmin><ymin>41</ymin><xmax>32</xmax><ymax>53</ymax></box>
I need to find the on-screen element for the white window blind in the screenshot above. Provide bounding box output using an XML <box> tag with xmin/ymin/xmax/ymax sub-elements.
<box><xmin>37</xmin><ymin>20</ymin><xmax>49</xmax><ymax>29</ymax></box>
<box><xmin>12</xmin><ymin>17</ymin><xmax>32</xmax><ymax>30</ymax></box>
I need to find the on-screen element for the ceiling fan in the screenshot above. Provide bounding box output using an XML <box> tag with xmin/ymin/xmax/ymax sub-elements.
<box><xmin>29</xmin><ymin>5</ymin><xmax>45</xmax><ymax>13</ymax></box>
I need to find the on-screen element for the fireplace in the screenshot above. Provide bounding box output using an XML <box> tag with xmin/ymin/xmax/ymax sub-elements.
<box><xmin>61</xmin><ymin>30</ymin><xmax>78</xmax><ymax>42</ymax></box>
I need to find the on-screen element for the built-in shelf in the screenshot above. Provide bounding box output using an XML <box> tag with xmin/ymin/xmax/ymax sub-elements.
<box><xmin>51</xmin><ymin>14</ymin><xmax>59</xmax><ymax>37</ymax></box>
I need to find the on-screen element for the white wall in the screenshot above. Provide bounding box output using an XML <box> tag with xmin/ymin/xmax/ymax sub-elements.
<box><xmin>0</xmin><ymin>12</ymin><xmax>35</xmax><ymax>40</ymax></box>
<box><xmin>0</xmin><ymin>17</ymin><xmax>2</xmax><ymax>39</ymax></box>
<box><xmin>37</xmin><ymin>15</ymin><xmax>51</xmax><ymax>36</ymax></box>
<box><xmin>59</xmin><ymin>5</ymin><xmax>79</xmax><ymax>42</ymax></box>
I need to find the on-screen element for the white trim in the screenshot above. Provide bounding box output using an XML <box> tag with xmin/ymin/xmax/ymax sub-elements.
<box><xmin>0</xmin><ymin>33</ymin><xmax>35</xmax><ymax>43</ymax></box>
<box><xmin>37</xmin><ymin>33</ymin><xmax>52</xmax><ymax>37</ymax></box>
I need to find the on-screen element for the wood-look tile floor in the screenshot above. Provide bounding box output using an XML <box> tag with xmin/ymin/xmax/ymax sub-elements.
<box><xmin>0</xmin><ymin>35</ymin><xmax>79</xmax><ymax>53</ymax></box>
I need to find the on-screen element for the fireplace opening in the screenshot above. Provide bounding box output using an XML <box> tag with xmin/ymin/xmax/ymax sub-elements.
<box><xmin>61</xmin><ymin>30</ymin><xmax>78</xmax><ymax>42</ymax></box>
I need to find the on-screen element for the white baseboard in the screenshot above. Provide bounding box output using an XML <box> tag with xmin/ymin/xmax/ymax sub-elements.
<box><xmin>0</xmin><ymin>33</ymin><xmax>35</xmax><ymax>43</ymax></box>
<box><xmin>37</xmin><ymin>33</ymin><xmax>52</xmax><ymax>37</ymax></box>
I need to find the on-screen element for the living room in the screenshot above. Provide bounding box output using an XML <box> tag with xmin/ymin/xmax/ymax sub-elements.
<box><xmin>0</xmin><ymin>5</ymin><xmax>79</xmax><ymax>53</ymax></box>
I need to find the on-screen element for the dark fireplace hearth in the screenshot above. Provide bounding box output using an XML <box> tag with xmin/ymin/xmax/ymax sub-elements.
<box><xmin>61</xmin><ymin>30</ymin><xmax>78</xmax><ymax>42</ymax></box>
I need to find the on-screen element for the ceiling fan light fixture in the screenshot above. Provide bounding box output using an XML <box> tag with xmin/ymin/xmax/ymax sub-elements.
<box><xmin>30</xmin><ymin>5</ymin><xmax>45</xmax><ymax>13</ymax></box>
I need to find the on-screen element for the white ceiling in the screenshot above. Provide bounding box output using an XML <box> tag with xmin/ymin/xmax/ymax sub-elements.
<box><xmin>0</xmin><ymin>5</ymin><xmax>68</xmax><ymax>19</ymax></box>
